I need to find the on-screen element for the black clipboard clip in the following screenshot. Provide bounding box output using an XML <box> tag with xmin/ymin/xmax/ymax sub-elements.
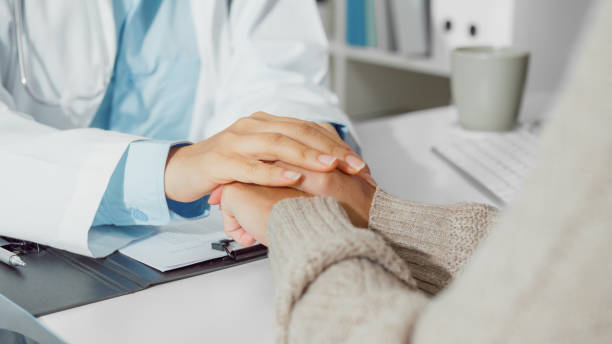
<box><xmin>211</xmin><ymin>239</ymin><xmax>267</xmax><ymax>261</ymax></box>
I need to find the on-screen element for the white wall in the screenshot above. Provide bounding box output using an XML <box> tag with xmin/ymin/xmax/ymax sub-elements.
<box><xmin>513</xmin><ymin>0</ymin><xmax>596</xmax><ymax>118</ymax></box>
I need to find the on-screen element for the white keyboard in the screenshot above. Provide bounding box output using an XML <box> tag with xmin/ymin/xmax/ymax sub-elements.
<box><xmin>432</xmin><ymin>126</ymin><xmax>540</xmax><ymax>204</ymax></box>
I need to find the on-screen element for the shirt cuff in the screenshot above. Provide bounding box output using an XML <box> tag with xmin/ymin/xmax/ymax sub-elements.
<box><xmin>93</xmin><ymin>140</ymin><xmax>209</xmax><ymax>227</ymax></box>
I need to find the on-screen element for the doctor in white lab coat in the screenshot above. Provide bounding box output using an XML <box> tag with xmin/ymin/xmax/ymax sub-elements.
<box><xmin>0</xmin><ymin>0</ymin><xmax>362</xmax><ymax>256</ymax></box>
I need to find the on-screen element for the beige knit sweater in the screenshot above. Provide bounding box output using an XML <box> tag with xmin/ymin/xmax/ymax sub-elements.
<box><xmin>266</xmin><ymin>1</ymin><xmax>612</xmax><ymax>343</ymax></box>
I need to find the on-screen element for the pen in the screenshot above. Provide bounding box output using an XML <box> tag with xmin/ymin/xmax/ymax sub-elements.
<box><xmin>0</xmin><ymin>246</ymin><xmax>26</xmax><ymax>267</ymax></box>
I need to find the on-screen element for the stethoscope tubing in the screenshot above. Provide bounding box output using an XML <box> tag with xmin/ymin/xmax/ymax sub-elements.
<box><xmin>13</xmin><ymin>0</ymin><xmax>111</xmax><ymax>108</ymax></box>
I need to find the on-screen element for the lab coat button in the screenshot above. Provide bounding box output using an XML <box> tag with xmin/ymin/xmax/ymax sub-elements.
<box><xmin>132</xmin><ymin>209</ymin><xmax>148</xmax><ymax>221</ymax></box>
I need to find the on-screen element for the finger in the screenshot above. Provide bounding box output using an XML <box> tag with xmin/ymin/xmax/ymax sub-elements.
<box><xmin>252</xmin><ymin>121</ymin><xmax>365</xmax><ymax>174</ymax></box>
<box><xmin>316</xmin><ymin>121</ymin><xmax>339</xmax><ymax>135</ymax></box>
<box><xmin>236</xmin><ymin>231</ymin><xmax>256</xmax><ymax>247</ymax></box>
<box><xmin>226</xmin><ymin>224</ymin><xmax>256</xmax><ymax>246</ymax></box>
<box><xmin>274</xmin><ymin>160</ymin><xmax>376</xmax><ymax>196</ymax></box>
<box><xmin>208</xmin><ymin>185</ymin><xmax>224</xmax><ymax>205</ymax></box>
<box><xmin>251</xmin><ymin>112</ymin><xmax>349</xmax><ymax>148</ymax></box>
<box><xmin>312</xmin><ymin>121</ymin><xmax>369</xmax><ymax>175</ymax></box>
<box><xmin>315</xmin><ymin>122</ymin><xmax>352</xmax><ymax>148</ymax></box>
<box><xmin>256</xmin><ymin>121</ymin><xmax>362</xmax><ymax>175</ymax></box>
<box><xmin>222</xmin><ymin>209</ymin><xmax>241</xmax><ymax>235</ymax></box>
<box><xmin>241</xmin><ymin>113</ymin><xmax>364</xmax><ymax>174</ymax></box>
<box><xmin>232</xmin><ymin>133</ymin><xmax>339</xmax><ymax>172</ymax></box>
<box><xmin>273</xmin><ymin>117</ymin><xmax>347</xmax><ymax>147</ymax></box>
<box><xmin>249</xmin><ymin>114</ymin><xmax>362</xmax><ymax>175</ymax></box>
<box><xmin>213</xmin><ymin>155</ymin><xmax>302</xmax><ymax>187</ymax></box>
<box><xmin>273</xmin><ymin>161</ymin><xmax>338</xmax><ymax>195</ymax></box>
<box><xmin>246</xmin><ymin>114</ymin><xmax>347</xmax><ymax>148</ymax></box>
<box><xmin>221</xmin><ymin>210</ymin><xmax>255</xmax><ymax>245</ymax></box>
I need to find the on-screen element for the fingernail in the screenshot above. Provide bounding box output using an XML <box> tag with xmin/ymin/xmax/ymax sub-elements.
<box><xmin>318</xmin><ymin>154</ymin><xmax>337</xmax><ymax>166</ymax></box>
<box><xmin>346</xmin><ymin>155</ymin><xmax>365</xmax><ymax>172</ymax></box>
<box><xmin>283</xmin><ymin>170</ymin><xmax>302</xmax><ymax>181</ymax></box>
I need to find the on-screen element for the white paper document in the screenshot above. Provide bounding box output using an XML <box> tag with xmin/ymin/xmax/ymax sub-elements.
<box><xmin>119</xmin><ymin>208</ymin><xmax>230</xmax><ymax>272</ymax></box>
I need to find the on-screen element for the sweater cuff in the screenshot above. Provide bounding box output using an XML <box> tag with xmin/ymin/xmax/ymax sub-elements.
<box><xmin>368</xmin><ymin>187</ymin><xmax>498</xmax><ymax>291</ymax></box>
<box><xmin>267</xmin><ymin>197</ymin><xmax>417</xmax><ymax>335</ymax></box>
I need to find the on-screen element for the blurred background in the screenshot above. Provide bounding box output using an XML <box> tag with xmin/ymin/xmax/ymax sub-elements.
<box><xmin>316</xmin><ymin>0</ymin><xmax>595</xmax><ymax>121</ymax></box>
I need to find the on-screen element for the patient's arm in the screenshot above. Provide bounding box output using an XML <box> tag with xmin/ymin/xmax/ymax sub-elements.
<box><xmin>266</xmin><ymin>196</ymin><xmax>428</xmax><ymax>343</ymax></box>
<box><xmin>218</xmin><ymin>182</ymin><xmax>497</xmax><ymax>342</ymax></box>
<box><xmin>283</xmin><ymin>166</ymin><xmax>499</xmax><ymax>294</ymax></box>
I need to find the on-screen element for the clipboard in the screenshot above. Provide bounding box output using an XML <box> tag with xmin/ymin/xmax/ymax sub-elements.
<box><xmin>0</xmin><ymin>238</ymin><xmax>267</xmax><ymax>317</ymax></box>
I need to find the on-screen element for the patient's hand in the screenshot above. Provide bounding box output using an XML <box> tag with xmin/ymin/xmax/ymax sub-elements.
<box><xmin>215</xmin><ymin>183</ymin><xmax>309</xmax><ymax>246</ymax></box>
<box><xmin>276</xmin><ymin>162</ymin><xmax>377</xmax><ymax>228</ymax></box>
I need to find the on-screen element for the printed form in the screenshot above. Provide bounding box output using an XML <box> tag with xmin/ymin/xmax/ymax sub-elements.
<box><xmin>119</xmin><ymin>208</ymin><xmax>230</xmax><ymax>271</ymax></box>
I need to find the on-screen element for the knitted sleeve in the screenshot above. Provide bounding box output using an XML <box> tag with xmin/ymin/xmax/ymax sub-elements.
<box><xmin>368</xmin><ymin>187</ymin><xmax>498</xmax><ymax>294</ymax></box>
<box><xmin>267</xmin><ymin>196</ymin><xmax>428</xmax><ymax>344</ymax></box>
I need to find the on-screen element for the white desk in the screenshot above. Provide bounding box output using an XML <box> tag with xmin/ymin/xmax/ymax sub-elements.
<box><xmin>39</xmin><ymin>106</ymin><xmax>496</xmax><ymax>344</ymax></box>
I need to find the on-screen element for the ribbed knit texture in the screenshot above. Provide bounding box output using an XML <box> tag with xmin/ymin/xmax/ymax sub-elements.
<box><xmin>267</xmin><ymin>193</ymin><xmax>494</xmax><ymax>344</ymax></box>
<box><xmin>268</xmin><ymin>197</ymin><xmax>419</xmax><ymax>344</ymax></box>
<box><xmin>369</xmin><ymin>188</ymin><xmax>497</xmax><ymax>294</ymax></box>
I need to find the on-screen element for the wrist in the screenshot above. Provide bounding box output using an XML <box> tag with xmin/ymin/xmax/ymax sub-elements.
<box><xmin>164</xmin><ymin>144</ymin><xmax>202</xmax><ymax>202</ymax></box>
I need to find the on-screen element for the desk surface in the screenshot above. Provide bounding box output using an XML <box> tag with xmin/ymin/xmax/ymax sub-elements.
<box><xmin>39</xmin><ymin>106</ymin><xmax>496</xmax><ymax>344</ymax></box>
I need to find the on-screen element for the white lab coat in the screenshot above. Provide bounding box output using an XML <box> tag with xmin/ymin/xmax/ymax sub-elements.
<box><xmin>0</xmin><ymin>0</ymin><xmax>350</xmax><ymax>256</ymax></box>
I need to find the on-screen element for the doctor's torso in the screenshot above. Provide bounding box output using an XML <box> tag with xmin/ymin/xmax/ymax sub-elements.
<box><xmin>0</xmin><ymin>0</ymin><xmax>225</xmax><ymax>139</ymax></box>
<box><xmin>1</xmin><ymin>0</ymin><xmax>117</xmax><ymax>129</ymax></box>
<box><xmin>1</xmin><ymin>0</ymin><xmax>343</xmax><ymax>143</ymax></box>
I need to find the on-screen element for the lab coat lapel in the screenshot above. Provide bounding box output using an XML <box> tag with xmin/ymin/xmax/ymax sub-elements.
<box><xmin>188</xmin><ymin>0</ymin><xmax>227</xmax><ymax>141</ymax></box>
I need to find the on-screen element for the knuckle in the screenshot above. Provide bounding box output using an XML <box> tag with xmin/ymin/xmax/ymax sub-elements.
<box><xmin>234</xmin><ymin>117</ymin><xmax>256</xmax><ymax>130</ymax></box>
<box><xmin>245</xmin><ymin>160</ymin><xmax>260</xmax><ymax>177</ymax></box>
<box><xmin>267</xmin><ymin>133</ymin><xmax>285</xmax><ymax>145</ymax></box>
<box><xmin>260</xmin><ymin>165</ymin><xmax>280</xmax><ymax>180</ymax></box>
<box><xmin>233</xmin><ymin>117</ymin><xmax>246</xmax><ymax>127</ymax></box>
<box><xmin>249</xmin><ymin>161</ymin><xmax>276</xmax><ymax>181</ymax></box>
<box><xmin>251</xmin><ymin>111</ymin><xmax>268</xmax><ymax>118</ymax></box>
<box><xmin>318</xmin><ymin>122</ymin><xmax>335</xmax><ymax>132</ymax></box>
<box><xmin>298</xmin><ymin>123</ymin><xmax>316</xmax><ymax>137</ymax></box>
<box><xmin>298</xmin><ymin>148</ymin><xmax>309</xmax><ymax>161</ymax></box>
<box><xmin>333</xmin><ymin>144</ymin><xmax>351</xmax><ymax>157</ymax></box>
<box><xmin>221</xmin><ymin>130</ymin><xmax>238</xmax><ymax>142</ymax></box>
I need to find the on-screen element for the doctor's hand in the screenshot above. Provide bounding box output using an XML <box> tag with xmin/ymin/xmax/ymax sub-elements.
<box><xmin>216</xmin><ymin>183</ymin><xmax>310</xmax><ymax>246</ymax></box>
<box><xmin>163</xmin><ymin>112</ymin><xmax>364</xmax><ymax>202</ymax></box>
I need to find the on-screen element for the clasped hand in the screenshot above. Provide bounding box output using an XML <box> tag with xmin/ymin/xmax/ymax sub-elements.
<box><xmin>164</xmin><ymin>112</ymin><xmax>376</xmax><ymax>247</ymax></box>
<box><xmin>210</xmin><ymin>163</ymin><xmax>377</xmax><ymax>247</ymax></box>
<box><xmin>164</xmin><ymin>112</ymin><xmax>366</xmax><ymax>202</ymax></box>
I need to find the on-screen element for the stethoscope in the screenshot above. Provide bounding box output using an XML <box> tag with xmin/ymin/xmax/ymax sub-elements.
<box><xmin>13</xmin><ymin>0</ymin><xmax>112</xmax><ymax>109</ymax></box>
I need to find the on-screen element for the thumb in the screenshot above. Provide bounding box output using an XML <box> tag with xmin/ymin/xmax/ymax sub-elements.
<box><xmin>222</xmin><ymin>208</ymin><xmax>256</xmax><ymax>247</ymax></box>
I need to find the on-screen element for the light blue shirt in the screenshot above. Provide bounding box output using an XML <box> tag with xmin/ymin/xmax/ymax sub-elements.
<box><xmin>91</xmin><ymin>0</ymin><xmax>207</xmax><ymax>227</ymax></box>
<box><xmin>90</xmin><ymin>0</ymin><xmax>358</xmax><ymax>228</ymax></box>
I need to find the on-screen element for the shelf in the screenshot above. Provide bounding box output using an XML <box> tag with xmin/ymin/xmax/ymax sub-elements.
<box><xmin>330</xmin><ymin>42</ymin><xmax>450</xmax><ymax>77</ymax></box>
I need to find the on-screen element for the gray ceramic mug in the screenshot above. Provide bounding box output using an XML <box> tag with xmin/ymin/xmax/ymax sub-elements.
<box><xmin>451</xmin><ymin>46</ymin><xmax>529</xmax><ymax>131</ymax></box>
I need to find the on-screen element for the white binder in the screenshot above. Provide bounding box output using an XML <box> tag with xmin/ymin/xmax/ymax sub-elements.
<box><xmin>389</xmin><ymin>0</ymin><xmax>430</xmax><ymax>56</ymax></box>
